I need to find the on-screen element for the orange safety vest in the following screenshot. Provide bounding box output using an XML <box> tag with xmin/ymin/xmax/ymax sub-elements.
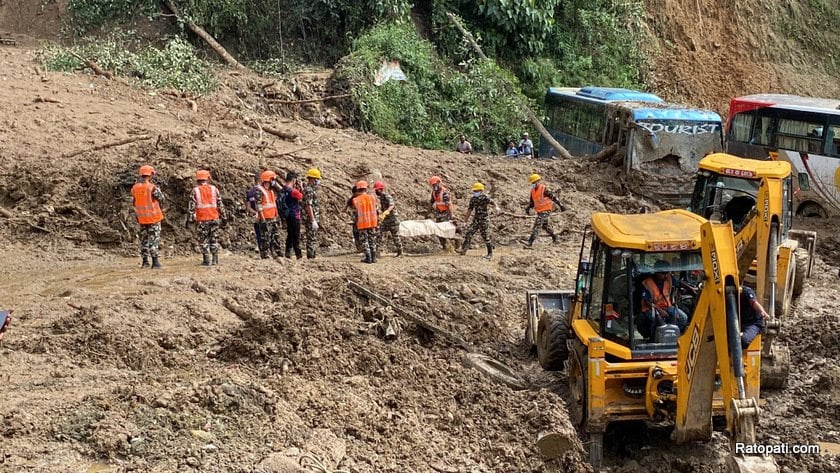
<box><xmin>131</xmin><ymin>182</ymin><xmax>164</xmax><ymax>224</ymax></box>
<box><xmin>353</xmin><ymin>193</ymin><xmax>378</xmax><ymax>230</ymax></box>
<box><xmin>193</xmin><ymin>184</ymin><xmax>220</xmax><ymax>222</ymax></box>
<box><xmin>641</xmin><ymin>277</ymin><xmax>672</xmax><ymax>311</ymax></box>
<box><xmin>531</xmin><ymin>183</ymin><xmax>553</xmax><ymax>213</ymax></box>
<box><xmin>257</xmin><ymin>186</ymin><xmax>278</xmax><ymax>219</ymax></box>
<box><xmin>433</xmin><ymin>186</ymin><xmax>451</xmax><ymax>212</ymax></box>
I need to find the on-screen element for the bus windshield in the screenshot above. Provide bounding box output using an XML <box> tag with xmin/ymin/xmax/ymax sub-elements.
<box><xmin>632</xmin><ymin>119</ymin><xmax>723</xmax><ymax>173</ymax></box>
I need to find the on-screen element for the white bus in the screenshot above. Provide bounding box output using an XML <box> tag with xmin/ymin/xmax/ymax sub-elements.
<box><xmin>726</xmin><ymin>94</ymin><xmax>840</xmax><ymax>217</ymax></box>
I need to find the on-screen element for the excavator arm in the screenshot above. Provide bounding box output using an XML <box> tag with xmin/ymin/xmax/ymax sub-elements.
<box><xmin>673</xmin><ymin>221</ymin><xmax>777</xmax><ymax>473</ymax></box>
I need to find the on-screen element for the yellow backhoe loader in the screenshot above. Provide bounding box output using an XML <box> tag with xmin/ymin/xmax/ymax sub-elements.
<box><xmin>688</xmin><ymin>153</ymin><xmax>816</xmax><ymax>387</ymax></box>
<box><xmin>526</xmin><ymin>210</ymin><xmax>776</xmax><ymax>472</ymax></box>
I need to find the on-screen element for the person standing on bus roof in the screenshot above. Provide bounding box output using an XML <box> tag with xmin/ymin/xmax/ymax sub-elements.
<box><xmin>518</xmin><ymin>132</ymin><xmax>534</xmax><ymax>158</ymax></box>
<box><xmin>457</xmin><ymin>134</ymin><xmax>473</xmax><ymax>154</ymax></box>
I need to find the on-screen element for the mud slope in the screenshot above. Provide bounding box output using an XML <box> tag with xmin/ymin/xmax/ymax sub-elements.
<box><xmin>643</xmin><ymin>0</ymin><xmax>840</xmax><ymax>113</ymax></box>
<box><xmin>0</xmin><ymin>40</ymin><xmax>839</xmax><ymax>473</ymax></box>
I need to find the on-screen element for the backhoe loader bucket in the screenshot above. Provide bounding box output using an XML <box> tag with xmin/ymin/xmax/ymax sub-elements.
<box><xmin>727</xmin><ymin>454</ymin><xmax>779</xmax><ymax>473</ymax></box>
<box><xmin>525</xmin><ymin>290</ymin><xmax>574</xmax><ymax>370</ymax></box>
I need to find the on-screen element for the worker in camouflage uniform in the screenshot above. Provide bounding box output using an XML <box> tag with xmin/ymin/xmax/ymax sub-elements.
<box><xmin>186</xmin><ymin>170</ymin><xmax>227</xmax><ymax>266</ymax></box>
<box><xmin>373</xmin><ymin>180</ymin><xmax>403</xmax><ymax>257</ymax></box>
<box><xmin>256</xmin><ymin>170</ymin><xmax>281</xmax><ymax>259</ymax></box>
<box><xmin>458</xmin><ymin>182</ymin><xmax>500</xmax><ymax>260</ymax></box>
<box><xmin>352</xmin><ymin>181</ymin><xmax>379</xmax><ymax>263</ymax></box>
<box><xmin>524</xmin><ymin>173</ymin><xmax>565</xmax><ymax>249</ymax></box>
<box><xmin>345</xmin><ymin>185</ymin><xmax>364</xmax><ymax>253</ymax></box>
<box><xmin>302</xmin><ymin>168</ymin><xmax>322</xmax><ymax>259</ymax></box>
<box><xmin>131</xmin><ymin>164</ymin><xmax>165</xmax><ymax>269</ymax></box>
<box><xmin>428</xmin><ymin>175</ymin><xmax>455</xmax><ymax>252</ymax></box>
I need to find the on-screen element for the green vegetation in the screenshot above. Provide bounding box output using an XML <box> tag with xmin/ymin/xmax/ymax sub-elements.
<box><xmin>337</xmin><ymin>23</ymin><xmax>525</xmax><ymax>152</ymax></box>
<box><xmin>37</xmin><ymin>35</ymin><xmax>218</xmax><ymax>94</ymax></box>
<box><xmin>61</xmin><ymin>0</ymin><xmax>647</xmax><ymax>150</ymax></box>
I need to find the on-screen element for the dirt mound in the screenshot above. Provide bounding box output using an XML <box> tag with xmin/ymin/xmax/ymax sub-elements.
<box><xmin>642</xmin><ymin>0</ymin><xmax>840</xmax><ymax>114</ymax></box>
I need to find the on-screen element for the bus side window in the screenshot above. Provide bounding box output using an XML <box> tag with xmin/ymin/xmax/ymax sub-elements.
<box><xmin>730</xmin><ymin>112</ymin><xmax>753</xmax><ymax>142</ymax></box>
<box><xmin>751</xmin><ymin>112</ymin><xmax>775</xmax><ymax>145</ymax></box>
<box><xmin>826</xmin><ymin>125</ymin><xmax>840</xmax><ymax>157</ymax></box>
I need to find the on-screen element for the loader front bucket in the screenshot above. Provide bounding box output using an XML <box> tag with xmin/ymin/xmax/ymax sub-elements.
<box><xmin>524</xmin><ymin>290</ymin><xmax>574</xmax><ymax>349</ymax></box>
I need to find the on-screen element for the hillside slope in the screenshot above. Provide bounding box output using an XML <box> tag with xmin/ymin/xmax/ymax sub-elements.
<box><xmin>643</xmin><ymin>0</ymin><xmax>840</xmax><ymax>112</ymax></box>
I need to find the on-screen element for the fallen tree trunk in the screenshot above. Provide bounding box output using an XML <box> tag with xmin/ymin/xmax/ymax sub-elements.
<box><xmin>268</xmin><ymin>93</ymin><xmax>351</xmax><ymax>105</ymax></box>
<box><xmin>60</xmin><ymin>134</ymin><xmax>153</xmax><ymax>159</ymax></box>
<box><xmin>69</xmin><ymin>51</ymin><xmax>113</xmax><ymax>79</ymax></box>
<box><xmin>445</xmin><ymin>12</ymin><xmax>573</xmax><ymax>160</ymax></box>
<box><xmin>162</xmin><ymin>0</ymin><xmax>246</xmax><ymax>71</ymax></box>
<box><xmin>246</xmin><ymin>119</ymin><xmax>298</xmax><ymax>141</ymax></box>
<box><xmin>347</xmin><ymin>280</ymin><xmax>474</xmax><ymax>352</ymax></box>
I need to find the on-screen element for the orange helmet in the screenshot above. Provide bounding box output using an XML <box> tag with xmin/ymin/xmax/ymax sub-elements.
<box><xmin>428</xmin><ymin>176</ymin><xmax>441</xmax><ymax>186</ymax></box>
<box><xmin>139</xmin><ymin>165</ymin><xmax>155</xmax><ymax>177</ymax></box>
<box><xmin>373</xmin><ymin>181</ymin><xmax>385</xmax><ymax>191</ymax></box>
<box><xmin>355</xmin><ymin>180</ymin><xmax>369</xmax><ymax>190</ymax></box>
<box><xmin>196</xmin><ymin>170</ymin><xmax>211</xmax><ymax>181</ymax></box>
<box><xmin>260</xmin><ymin>170</ymin><xmax>276</xmax><ymax>183</ymax></box>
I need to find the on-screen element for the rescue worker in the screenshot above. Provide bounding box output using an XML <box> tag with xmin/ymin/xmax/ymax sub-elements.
<box><xmin>352</xmin><ymin>181</ymin><xmax>379</xmax><ymax>263</ymax></box>
<box><xmin>131</xmin><ymin>164</ymin><xmax>165</xmax><ymax>268</ymax></box>
<box><xmin>345</xmin><ymin>185</ymin><xmax>364</xmax><ymax>253</ymax></box>
<box><xmin>428</xmin><ymin>175</ymin><xmax>455</xmax><ymax>252</ymax></box>
<box><xmin>255</xmin><ymin>170</ymin><xmax>281</xmax><ymax>259</ymax></box>
<box><xmin>302</xmin><ymin>168</ymin><xmax>321</xmax><ymax>259</ymax></box>
<box><xmin>374</xmin><ymin>181</ymin><xmax>403</xmax><ymax>257</ymax></box>
<box><xmin>458</xmin><ymin>182</ymin><xmax>500</xmax><ymax>260</ymax></box>
<box><xmin>524</xmin><ymin>174</ymin><xmax>564</xmax><ymax>248</ymax></box>
<box><xmin>186</xmin><ymin>170</ymin><xmax>226</xmax><ymax>266</ymax></box>
<box><xmin>245</xmin><ymin>172</ymin><xmax>265</xmax><ymax>253</ymax></box>
<box><xmin>0</xmin><ymin>308</ymin><xmax>12</xmax><ymax>343</ymax></box>
<box><xmin>739</xmin><ymin>285</ymin><xmax>769</xmax><ymax>349</ymax></box>
<box><xmin>636</xmin><ymin>260</ymin><xmax>694</xmax><ymax>339</ymax></box>
<box><xmin>284</xmin><ymin>188</ymin><xmax>304</xmax><ymax>259</ymax></box>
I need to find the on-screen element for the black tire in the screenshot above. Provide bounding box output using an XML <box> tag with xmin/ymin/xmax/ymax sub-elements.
<box><xmin>774</xmin><ymin>257</ymin><xmax>795</xmax><ymax>318</ymax></box>
<box><xmin>792</xmin><ymin>247</ymin><xmax>809</xmax><ymax>297</ymax></box>
<box><xmin>797</xmin><ymin>202</ymin><xmax>827</xmax><ymax>218</ymax></box>
<box><xmin>536</xmin><ymin>309</ymin><xmax>569</xmax><ymax>371</ymax></box>
<box><xmin>567</xmin><ymin>339</ymin><xmax>587</xmax><ymax>428</ymax></box>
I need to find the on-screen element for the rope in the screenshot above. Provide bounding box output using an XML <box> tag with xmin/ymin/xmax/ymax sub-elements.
<box><xmin>298</xmin><ymin>453</ymin><xmax>351</xmax><ymax>473</ymax></box>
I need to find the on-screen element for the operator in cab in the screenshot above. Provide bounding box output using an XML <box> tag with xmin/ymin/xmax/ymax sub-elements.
<box><xmin>739</xmin><ymin>285</ymin><xmax>769</xmax><ymax>349</ymax></box>
<box><xmin>636</xmin><ymin>260</ymin><xmax>696</xmax><ymax>340</ymax></box>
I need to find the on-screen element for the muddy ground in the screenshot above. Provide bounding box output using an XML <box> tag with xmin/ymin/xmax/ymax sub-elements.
<box><xmin>0</xmin><ymin>41</ymin><xmax>839</xmax><ymax>473</ymax></box>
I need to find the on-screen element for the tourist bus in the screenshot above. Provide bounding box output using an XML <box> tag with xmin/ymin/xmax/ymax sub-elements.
<box><xmin>540</xmin><ymin>86</ymin><xmax>724</xmax><ymax>205</ymax></box>
<box><xmin>726</xmin><ymin>94</ymin><xmax>840</xmax><ymax>217</ymax></box>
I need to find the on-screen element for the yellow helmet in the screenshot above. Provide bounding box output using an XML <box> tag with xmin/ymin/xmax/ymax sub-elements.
<box><xmin>306</xmin><ymin>168</ymin><xmax>321</xmax><ymax>179</ymax></box>
<box><xmin>528</xmin><ymin>173</ymin><xmax>541</xmax><ymax>184</ymax></box>
<box><xmin>471</xmin><ymin>182</ymin><xmax>485</xmax><ymax>192</ymax></box>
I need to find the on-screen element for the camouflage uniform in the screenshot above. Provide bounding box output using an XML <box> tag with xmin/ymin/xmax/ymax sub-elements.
<box><xmin>460</xmin><ymin>194</ymin><xmax>496</xmax><ymax>256</ymax></box>
<box><xmin>376</xmin><ymin>191</ymin><xmax>403</xmax><ymax>256</ymax></box>
<box><xmin>430</xmin><ymin>187</ymin><xmax>453</xmax><ymax>250</ymax></box>
<box><xmin>527</xmin><ymin>186</ymin><xmax>563</xmax><ymax>246</ymax></box>
<box><xmin>358</xmin><ymin>228</ymin><xmax>378</xmax><ymax>263</ymax></box>
<box><xmin>138</xmin><ymin>186</ymin><xmax>165</xmax><ymax>259</ymax></box>
<box><xmin>188</xmin><ymin>186</ymin><xmax>226</xmax><ymax>260</ymax></box>
<box><xmin>139</xmin><ymin>222</ymin><xmax>162</xmax><ymax>259</ymax></box>
<box><xmin>260</xmin><ymin>220</ymin><xmax>282</xmax><ymax>258</ymax></box>
<box><xmin>301</xmin><ymin>182</ymin><xmax>320</xmax><ymax>259</ymax></box>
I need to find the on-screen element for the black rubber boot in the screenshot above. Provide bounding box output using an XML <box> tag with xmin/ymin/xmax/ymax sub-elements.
<box><xmin>552</xmin><ymin>234</ymin><xmax>559</xmax><ymax>244</ymax></box>
<box><xmin>260</xmin><ymin>249</ymin><xmax>269</xmax><ymax>259</ymax></box>
<box><xmin>151</xmin><ymin>256</ymin><xmax>162</xmax><ymax>269</ymax></box>
<box><xmin>211</xmin><ymin>253</ymin><xmax>219</xmax><ymax>265</ymax></box>
<box><xmin>284</xmin><ymin>248</ymin><xmax>292</xmax><ymax>259</ymax></box>
<box><xmin>483</xmin><ymin>243</ymin><xmax>493</xmax><ymax>260</ymax></box>
<box><xmin>201</xmin><ymin>254</ymin><xmax>211</xmax><ymax>266</ymax></box>
<box><xmin>523</xmin><ymin>238</ymin><xmax>535</xmax><ymax>249</ymax></box>
<box><xmin>141</xmin><ymin>256</ymin><xmax>149</xmax><ymax>268</ymax></box>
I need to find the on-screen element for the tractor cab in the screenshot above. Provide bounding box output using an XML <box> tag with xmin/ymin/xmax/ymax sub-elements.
<box><xmin>688</xmin><ymin>153</ymin><xmax>794</xmax><ymax>233</ymax></box>
<box><xmin>574</xmin><ymin>210</ymin><xmax>706</xmax><ymax>359</ymax></box>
